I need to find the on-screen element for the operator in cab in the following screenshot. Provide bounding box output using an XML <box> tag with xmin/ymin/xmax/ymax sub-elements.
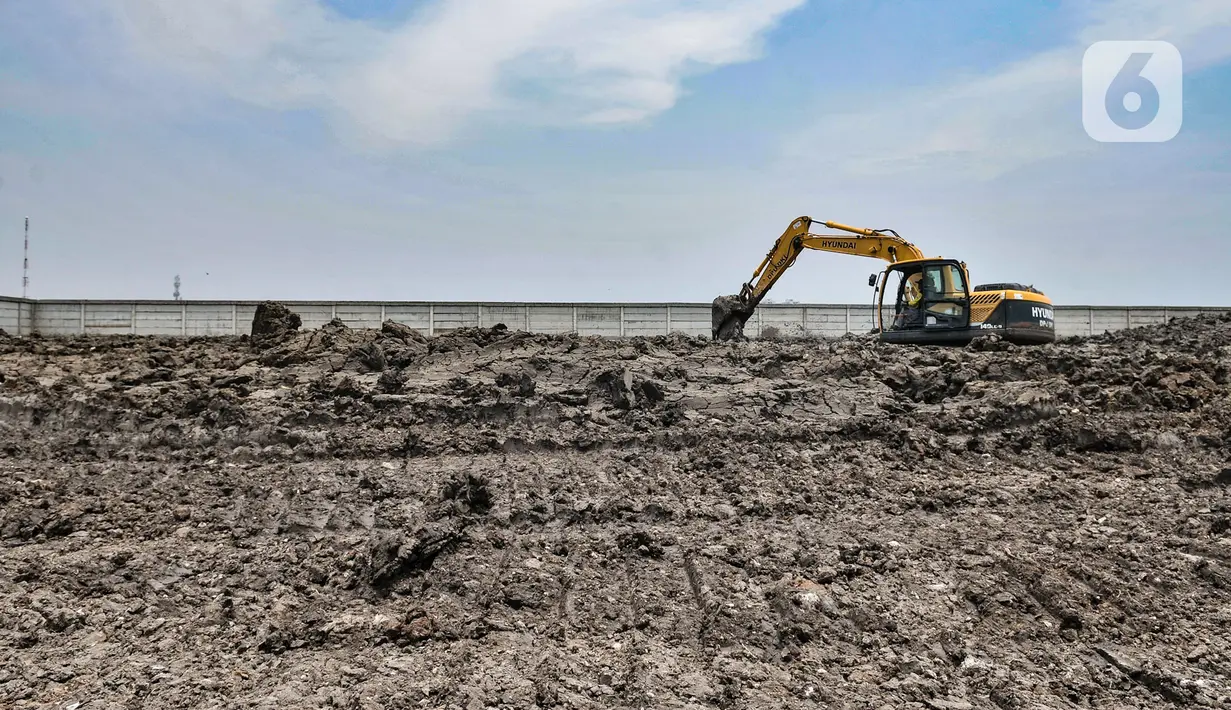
<box><xmin>894</xmin><ymin>272</ymin><xmax>925</xmax><ymax>330</ymax></box>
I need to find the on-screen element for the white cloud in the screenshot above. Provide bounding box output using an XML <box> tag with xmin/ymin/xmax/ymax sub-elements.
<box><xmin>94</xmin><ymin>0</ymin><xmax>805</xmax><ymax>148</ymax></box>
<box><xmin>784</xmin><ymin>0</ymin><xmax>1231</xmax><ymax>181</ymax></box>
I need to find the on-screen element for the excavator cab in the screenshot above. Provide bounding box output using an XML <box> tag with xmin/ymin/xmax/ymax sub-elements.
<box><xmin>875</xmin><ymin>259</ymin><xmax>975</xmax><ymax>345</ymax></box>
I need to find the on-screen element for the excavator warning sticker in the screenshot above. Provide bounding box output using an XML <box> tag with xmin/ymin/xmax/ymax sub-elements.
<box><xmin>821</xmin><ymin>240</ymin><xmax>857</xmax><ymax>250</ymax></box>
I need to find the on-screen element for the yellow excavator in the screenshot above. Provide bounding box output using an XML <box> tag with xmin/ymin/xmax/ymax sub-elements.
<box><xmin>712</xmin><ymin>216</ymin><xmax>1055</xmax><ymax>345</ymax></box>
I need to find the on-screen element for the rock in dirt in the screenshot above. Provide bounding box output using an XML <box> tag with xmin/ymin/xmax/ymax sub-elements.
<box><xmin>380</xmin><ymin>319</ymin><xmax>428</xmax><ymax>344</ymax></box>
<box><xmin>375</xmin><ymin>367</ymin><xmax>406</xmax><ymax>394</ymax></box>
<box><xmin>365</xmin><ymin>524</ymin><xmax>464</xmax><ymax>590</ymax></box>
<box><xmin>250</xmin><ymin>301</ymin><xmax>302</xmax><ymax>347</ymax></box>
<box><xmin>495</xmin><ymin>371</ymin><xmax>536</xmax><ymax>397</ymax></box>
<box><xmin>347</xmin><ymin>342</ymin><xmax>387</xmax><ymax>373</ymax></box>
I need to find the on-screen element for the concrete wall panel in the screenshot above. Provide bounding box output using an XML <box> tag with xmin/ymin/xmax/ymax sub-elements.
<box><xmin>235</xmin><ymin>305</ymin><xmax>258</xmax><ymax>334</ymax></box>
<box><xmin>185</xmin><ymin>304</ymin><xmax>239</xmax><ymax>336</ymax></box>
<box><xmin>0</xmin><ymin>299</ymin><xmax>22</xmax><ymax>334</ymax></box>
<box><xmin>804</xmin><ymin>306</ymin><xmax>855</xmax><ymax>337</ymax></box>
<box><xmin>383</xmin><ymin>305</ymin><xmax>431</xmax><ymax>333</ymax></box>
<box><xmin>1092</xmin><ymin>309</ymin><xmax>1131</xmax><ymax>335</ymax></box>
<box><xmin>575</xmin><ymin>306</ymin><xmax>621</xmax><ymax>337</ymax></box>
<box><xmin>82</xmin><ymin>303</ymin><xmax>135</xmax><ymax>335</ymax></box>
<box><xmin>623</xmin><ymin>306</ymin><xmax>667</xmax><ymax>337</ymax></box>
<box><xmin>1056</xmin><ymin>309</ymin><xmax>1092</xmax><ymax>338</ymax></box>
<box><xmin>334</xmin><ymin>304</ymin><xmax>384</xmax><ymax>330</ymax></box>
<box><xmin>134</xmin><ymin>303</ymin><xmax>185</xmax><ymax>336</ymax></box>
<box><xmin>1126</xmin><ymin>309</ymin><xmax>1167</xmax><ymax>329</ymax></box>
<box><xmin>36</xmin><ymin>302</ymin><xmax>86</xmax><ymax>334</ymax></box>
<box><xmin>481</xmin><ymin>304</ymin><xmax>529</xmax><ymax>331</ymax></box>
<box><xmin>431</xmin><ymin>304</ymin><xmax>480</xmax><ymax>332</ymax></box>
<box><xmin>17</xmin><ymin>301</ymin><xmax>34</xmax><ymax>336</ymax></box>
<box><xmin>666</xmin><ymin>305</ymin><xmax>710</xmax><ymax>336</ymax></box>
<box><xmin>758</xmin><ymin>307</ymin><xmax>808</xmax><ymax>338</ymax></box>
<box><xmin>292</xmin><ymin>303</ymin><xmax>338</xmax><ymax>331</ymax></box>
<box><xmin>529</xmin><ymin>305</ymin><xmax>577</xmax><ymax>335</ymax></box>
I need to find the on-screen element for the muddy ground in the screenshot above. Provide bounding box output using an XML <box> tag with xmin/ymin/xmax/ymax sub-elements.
<box><xmin>1</xmin><ymin>310</ymin><xmax>1229</xmax><ymax>709</ymax></box>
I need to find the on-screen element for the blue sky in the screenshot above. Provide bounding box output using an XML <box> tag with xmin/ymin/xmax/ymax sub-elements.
<box><xmin>0</xmin><ymin>0</ymin><xmax>1228</xmax><ymax>305</ymax></box>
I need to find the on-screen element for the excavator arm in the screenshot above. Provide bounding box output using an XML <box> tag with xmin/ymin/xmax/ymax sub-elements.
<box><xmin>713</xmin><ymin>216</ymin><xmax>926</xmax><ymax>340</ymax></box>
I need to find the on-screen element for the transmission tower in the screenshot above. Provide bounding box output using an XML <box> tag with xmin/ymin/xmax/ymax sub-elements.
<box><xmin>173</xmin><ymin>274</ymin><xmax>181</xmax><ymax>301</ymax></box>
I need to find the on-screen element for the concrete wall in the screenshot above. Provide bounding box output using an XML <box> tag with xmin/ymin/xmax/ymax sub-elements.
<box><xmin>0</xmin><ymin>297</ymin><xmax>1226</xmax><ymax>339</ymax></box>
<box><xmin>0</xmin><ymin>298</ymin><xmax>34</xmax><ymax>336</ymax></box>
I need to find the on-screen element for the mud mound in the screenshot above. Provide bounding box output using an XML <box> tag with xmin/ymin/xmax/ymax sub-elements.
<box><xmin>250</xmin><ymin>301</ymin><xmax>302</xmax><ymax>347</ymax></box>
<box><xmin>1</xmin><ymin>318</ymin><xmax>1229</xmax><ymax>708</ymax></box>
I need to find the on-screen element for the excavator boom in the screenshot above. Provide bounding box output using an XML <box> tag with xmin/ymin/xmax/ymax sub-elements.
<box><xmin>713</xmin><ymin>216</ymin><xmax>926</xmax><ymax>340</ymax></box>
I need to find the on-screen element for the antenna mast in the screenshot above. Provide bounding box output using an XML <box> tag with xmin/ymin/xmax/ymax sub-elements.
<box><xmin>22</xmin><ymin>217</ymin><xmax>29</xmax><ymax>299</ymax></box>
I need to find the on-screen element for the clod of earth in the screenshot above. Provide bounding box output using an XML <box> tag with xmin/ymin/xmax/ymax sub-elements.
<box><xmin>250</xmin><ymin>300</ymin><xmax>302</xmax><ymax>347</ymax></box>
<box><xmin>2</xmin><ymin>311</ymin><xmax>1231</xmax><ymax>708</ymax></box>
<box><xmin>712</xmin><ymin>294</ymin><xmax>754</xmax><ymax>341</ymax></box>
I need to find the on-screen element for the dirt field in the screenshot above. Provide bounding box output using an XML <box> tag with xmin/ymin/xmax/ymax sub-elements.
<box><xmin>1</xmin><ymin>309</ymin><xmax>1229</xmax><ymax>709</ymax></box>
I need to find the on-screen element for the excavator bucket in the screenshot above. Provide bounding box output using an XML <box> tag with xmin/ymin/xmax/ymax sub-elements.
<box><xmin>712</xmin><ymin>294</ymin><xmax>756</xmax><ymax>341</ymax></box>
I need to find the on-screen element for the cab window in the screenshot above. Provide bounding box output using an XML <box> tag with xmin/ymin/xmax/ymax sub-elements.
<box><xmin>918</xmin><ymin>263</ymin><xmax>968</xmax><ymax>326</ymax></box>
<box><xmin>929</xmin><ymin>263</ymin><xmax>966</xmax><ymax>299</ymax></box>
